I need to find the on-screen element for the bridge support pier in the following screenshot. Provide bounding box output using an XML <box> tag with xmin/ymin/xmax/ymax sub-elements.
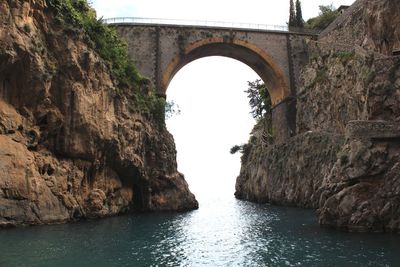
<box><xmin>272</xmin><ymin>96</ymin><xmax>296</xmax><ymax>144</ymax></box>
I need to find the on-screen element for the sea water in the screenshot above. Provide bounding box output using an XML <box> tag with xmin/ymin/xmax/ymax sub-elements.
<box><xmin>0</xmin><ymin>188</ymin><xmax>399</xmax><ymax>267</ymax></box>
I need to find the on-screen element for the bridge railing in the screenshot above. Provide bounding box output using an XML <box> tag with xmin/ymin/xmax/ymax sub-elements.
<box><xmin>103</xmin><ymin>17</ymin><xmax>289</xmax><ymax>32</ymax></box>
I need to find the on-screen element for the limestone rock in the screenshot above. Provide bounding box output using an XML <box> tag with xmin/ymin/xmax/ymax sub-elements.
<box><xmin>321</xmin><ymin>0</ymin><xmax>400</xmax><ymax>56</ymax></box>
<box><xmin>0</xmin><ymin>0</ymin><xmax>197</xmax><ymax>227</ymax></box>
<box><xmin>235</xmin><ymin>129</ymin><xmax>344</xmax><ymax>208</ymax></box>
<box><xmin>318</xmin><ymin>121</ymin><xmax>400</xmax><ymax>232</ymax></box>
<box><xmin>236</xmin><ymin>0</ymin><xmax>400</xmax><ymax>232</ymax></box>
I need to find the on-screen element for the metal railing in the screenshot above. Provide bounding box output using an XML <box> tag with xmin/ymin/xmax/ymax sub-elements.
<box><xmin>103</xmin><ymin>17</ymin><xmax>289</xmax><ymax>32</ymax></box>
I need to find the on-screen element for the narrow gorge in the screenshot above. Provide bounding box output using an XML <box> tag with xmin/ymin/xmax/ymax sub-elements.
<box><xmin>1</xmin><ymin>0</ymin><xmax>400</xmax><ymax>235</ymax></box>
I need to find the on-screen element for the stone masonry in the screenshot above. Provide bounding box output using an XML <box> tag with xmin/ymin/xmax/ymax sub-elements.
<box><xmin>113</xmin><ymin>23</ymin><xmax>314</xmax><ymax>142</ymax></box>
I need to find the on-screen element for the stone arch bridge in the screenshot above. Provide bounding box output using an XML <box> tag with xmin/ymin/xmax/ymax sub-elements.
<box><xmin>107</xmin><ymin>18</ymin><xmax>314</xmax><ymax>143</ymax></box>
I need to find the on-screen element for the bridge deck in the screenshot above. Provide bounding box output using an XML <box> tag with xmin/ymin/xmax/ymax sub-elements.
<box><xmin>104</xmin><ymin>17</ymin><xmax>318</xmax><ymax>35</ymax></box>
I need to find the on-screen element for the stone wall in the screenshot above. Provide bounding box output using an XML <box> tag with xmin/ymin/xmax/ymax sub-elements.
<box><xmin>115</xmin><ymin>25</ymin><xmax>291</xmax><ymax>97</ymax></box>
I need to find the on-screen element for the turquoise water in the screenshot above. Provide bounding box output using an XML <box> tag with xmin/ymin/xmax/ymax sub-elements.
<box><xmin>0</xmin><ymin>194</ymin><xmax>399</xmax><ymax>267</ymax></box>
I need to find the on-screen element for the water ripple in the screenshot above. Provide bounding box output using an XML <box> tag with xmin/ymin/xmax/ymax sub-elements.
<box><xmin>0</xmin><ymin>197</ymin><xmax>398</xmax><ymax>266</ymax></box>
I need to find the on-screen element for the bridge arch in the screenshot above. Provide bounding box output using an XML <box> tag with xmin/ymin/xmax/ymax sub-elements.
<box><xmin>161</xmin><ymin>37</ymin><xmax>290</xmax><ymax>106</ymax></box>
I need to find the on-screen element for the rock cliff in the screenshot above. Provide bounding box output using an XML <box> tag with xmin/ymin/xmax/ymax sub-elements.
<box><xmin>321</xmin><ymin>0</ymin><xmax>400</xmax><ymax>56</ymax></box>
<box><xmin>236</xmin><ymin>0</ymin><xmax>400</xmax><ymax>232</ymax></box>
<box><xmin>0</xmin><ymin>0</ymin><xmax>197</xmax><ymax>227</ymax></box>
<box><xmin>235</xmin><ymin>131</ymin><xmax>344</xmax><ymax>208</ymax></box>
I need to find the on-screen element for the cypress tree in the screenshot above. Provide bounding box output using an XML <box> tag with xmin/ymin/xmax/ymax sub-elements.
<box><xmin>295</xmin><ymin>0</ymin><xmax>304</xmax><ymax>27</ymax></box>
<box><xmin>289</xmin><ymin>0</ymin><xmax>296</xmax><ymax>27</ymax></box>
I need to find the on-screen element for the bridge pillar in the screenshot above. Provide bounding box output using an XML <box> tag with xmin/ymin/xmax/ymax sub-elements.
<box><xmin>272</xmin><ymin>96</ymin><xmax>296</xmax><ymax>144</ymax></box>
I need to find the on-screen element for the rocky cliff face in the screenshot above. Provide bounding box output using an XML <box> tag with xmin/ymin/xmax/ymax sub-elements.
<box><xmin>236</xmin><ymin>0</ymin><xmax>400</xmax><ymax>232</ymax></box>
<box><xmin>235</xmin><ymin>131</ymin><xmax>344</xmax><ymax>208</ymax></box>
<box><xmin>297</xmin><ymin>42</ymin><xmax>400</xmax><ymax>134</ymax></box>
<box><xmin>0</xmin><ymin>0</ymin><xmax>197</xmax><ymax>227</ymax></box>
<box><xmin>321</xmin><ymin>0</ymin><xmax>400</xmax><ymax>56</ymax></box>
<box><xmin>318</xmin><ymin>121</ymin><xmax>400</xmax><ymax>232</ymax></box>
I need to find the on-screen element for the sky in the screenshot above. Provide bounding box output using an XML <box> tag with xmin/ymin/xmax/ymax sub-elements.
<box><xmin>91</xmin><ymin>0</ymin><xmax>355</xmax><ymax>201</ymax></box>
<box><xmin>92</xmin><ymin>0</ymin><xmax>355</xmax><ymax>26</ymax></box>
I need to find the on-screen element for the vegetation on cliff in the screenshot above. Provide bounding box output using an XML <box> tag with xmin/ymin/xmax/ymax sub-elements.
<box><xmin>244</xmin><ymin>79</ymin><xmax>271</xmax><ymax>120</ymax></box>
<box><xmin>47</xmin><ymin>0</ymin><xmax>142</xmax><ymax>87</ymax></box>
<box><xmin>305</xmin><ymin>5</ymin><xmax>339</xmax><ymax>31</ymax></box>
<box><xmin>0</xmin><ymin>0</ymin><xmax>198</xmax><ymax>227</ymax></box>
<box><xmin>231</xmin><ymin>80</ymin><xmax>273</xmax><ymax>160</ymax></box>
<box><xmin>46</xmin><ymin>0</ymin><xmax>167</xmax><ymax>123</ymax></box>
<box><xmin>237</xmin><ymin>0</ymin><xmax>400</xmax><ymax>232</ymax></box>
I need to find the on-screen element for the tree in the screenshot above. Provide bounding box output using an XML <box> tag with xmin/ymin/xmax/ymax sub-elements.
<box><xmin>305</xmin><ymin>5</ymin><xmax>339</xmax><ymax>30</ymax></box>
<box><xmin>289</xmin><ymin>0</ymin><xmax>296</xmax><ymax>27</ymax></box>
<box><xmin>165</xmin><ymin>100</ymin><xmax>181</xmax><ymax>119</ymax></box>
<box><xmin>295</xmin><ymin>0</ymin><xmax>304</xmax><ymax>27</ymax></box>
<box><xmin>244</xmin><ymin>79</ymin><xmax>271</xmax><ymax>120</ymax></box>
<box><xmin>231</xmin><ymin>80</ymin><xmax>273</xmax><ymax>156</ymax></box>
<box><xmin>230</xmin><ymin>145</ymin><xmax>242</xmax><ymax>154</ymax></box>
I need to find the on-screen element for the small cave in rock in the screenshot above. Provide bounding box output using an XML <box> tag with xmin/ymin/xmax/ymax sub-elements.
<box><xmin>131</xmin><ymin>179</ymin><xmax>150</xmax><ymax>212</ymax></box>
<box><xmin>37</xmin><ymin>114</ymin><xmax>48</xmax><ymax>126</ymax></box>
<box><xmin>115</xmin><ymin>163</ymin><xmax>148</xmax><ymax>212</ymax></box>
<box><xmin>0</xmin><ymin>77</ymin><xmax>10</xmax><ymax>101</ymax></box>
<box><xmin>26</xmin><ymin>129</ymin><xmax>40</xmax><ymax>150</ymax></box>
<box><xmin>0</xmin><ymin>75</ymin><xmax>24</xmax><ymax>107</ymax></box>
<box><xmin>0</xmin><ymin>57</ymin><xmax>38</xmax><ymax>109</ymax></box>
<box><xmin>72</xmin><ymin>208</ymin><xmax>83</xmax><ymax>219</ymax></box>
<box><xmin>38</xmin><ymin>163</ymin><xmax>55</xmax><ymax>176</ymax></box>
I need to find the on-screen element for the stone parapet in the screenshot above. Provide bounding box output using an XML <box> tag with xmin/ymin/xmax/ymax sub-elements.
<box><xmin>346</xmin><ymin>120</ymin><xmax>400</xmax><ymax>140</ymax></box>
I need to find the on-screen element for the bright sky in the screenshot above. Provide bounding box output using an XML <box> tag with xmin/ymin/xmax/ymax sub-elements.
<box><xmin>91</xmin><ymin>0</ymin><xmax>355</xmax><ymax>201</ymax></box>
<box><xmin>92</xmin><ymin>0</ymin><xmax>355</xmax><ymax>26</ymax></box>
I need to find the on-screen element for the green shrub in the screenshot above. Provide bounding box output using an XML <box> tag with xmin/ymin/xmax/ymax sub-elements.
<box><xmin>366</xmin><ymin>70</ymin><xmax>376</xmax><ymax>84</ymax></box>
<box><xmin>230</xmin><ymin>145</ymin><xmax>242</xmax><ymax>154</ymax></box>
<box><xmin>230</xmin><ymin>143</ymin><xmax>253</xmax><ymax>163</ymax></box>
<box><xmin>337</xmin><ymin>151</ymin><xmax>348</xmax><ymax>164</ymax></box>
<box><xmin>305</xmin><ymin>5</ymin><xmax>339</xmax><ymax>31</ymax></box>
<box><xmin>47</xmin><ymin>0</ymin><xmax>142</xmax><ymax>88</ymax></box>
<box><xmin>240</xmin><ymin>143</ymin><xmax>251</xmax><ymax>163</ymax></box>
<box><xmin>165</xmin><ymin>100</ymin><xmax>181</xmax><ymax>120</ymax></box>
<box><xmin>389</xmin><ymin>58</ymin><xmax>400</xmax><ymax>83</ymax></box>
<box><xmin>336</xmin><ymin>51</ymin><xmax>354</xmax><ymax>64</ymax></box>
<box><xmin>149</xmin><ymin>97</ymin><xmax>166</xmax><ymax>125</ymax></box>
<box><xmin>315</xmin><ymin>67</ymin><xmax>328</xmax><ymax>84</ymax></box>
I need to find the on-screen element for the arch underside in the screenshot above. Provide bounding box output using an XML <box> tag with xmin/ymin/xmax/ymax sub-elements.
<box><xmin>161</xmin><ymin>38</ymin><xmax>290</xmax><ymax>106</ymax></box>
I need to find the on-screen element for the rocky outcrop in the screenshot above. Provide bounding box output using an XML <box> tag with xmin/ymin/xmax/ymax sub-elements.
<box><xmin>0</xmin><ymin>0</ymin><xmax>197</xmax><ymax>227</ymax></box>
<box><xmin>297</xmin><ymin>42</ymin><xmax>400</xmax><ymax>134</ymax></box>
<box><xmin>321</xmin><ymin>0</ymin><xmax>400</xmax><ymax>56</ymax></box>
<box><xmin>300</xmin><ymin>0</ymin><xmax>400</xmax><ymax>232</ymax></box>
<box><xmin>236</xmin><ymin>0</ymin><xmax>400</xmax><ymax>232</ymax></box>
<box><xmin>318</xmin><ymin>121</ymin><xmax>400</xmax><ymax>232</ymax></box>
<box><xmin>235</xmin><ymin>130</ymin><xmax>344</xmax><ymax>208</ymax></box>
